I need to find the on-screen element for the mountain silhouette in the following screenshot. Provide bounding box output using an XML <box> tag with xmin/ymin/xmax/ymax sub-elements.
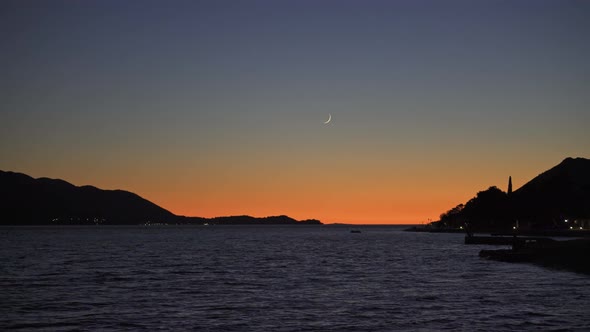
<box><xmin>436</xmin><ymin>157</ymin><xmax>590</xmax><ymax>230</ymax></box>
<box><xmin>0</xmin><ymin>170</ymin><xmax>322</xmax><ymax>225</ymax></box>
<box><xmin>512</xmin><ymin>157</ymin><xmax>590</xmax><ymax>224</ymax></box>
<box><xmin>0</xmin><ymin>170</ymin><xmax>176</xmax><ymax>225</ymax></box>
<box><xmin>207</xmin><ymin>215</ymin><xmax>321</xmax><ymax>225</ymax></box>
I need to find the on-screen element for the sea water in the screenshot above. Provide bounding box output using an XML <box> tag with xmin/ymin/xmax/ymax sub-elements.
<box><xmin>1</xmin><ymin>225</ymin><xmax>588</xmax><ymax>331</ymax></box>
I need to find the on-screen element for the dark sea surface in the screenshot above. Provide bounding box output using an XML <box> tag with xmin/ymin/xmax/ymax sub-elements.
<box><xmin>1</xmin><ymin>225</ymin><xmax>588</xmax><ymax>331</ymax></box>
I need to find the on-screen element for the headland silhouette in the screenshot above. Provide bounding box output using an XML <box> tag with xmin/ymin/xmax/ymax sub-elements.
<box><xmin>427</xmin><ymin>157</ymin><xmax>590</xmax><ymax>233</ymax></box>
<box><xmin>0</xmin><ymin>170</ymin><xmax>321</xmax><ymax>226</ymax></box>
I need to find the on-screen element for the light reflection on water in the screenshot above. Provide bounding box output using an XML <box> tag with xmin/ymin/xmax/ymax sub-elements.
<box><xmin>1</xmin><ymin>225</ymin><xmax>588</xmax><ymax>331</ymax></box>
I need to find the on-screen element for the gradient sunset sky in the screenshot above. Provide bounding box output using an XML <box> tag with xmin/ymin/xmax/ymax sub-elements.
<box><xmin>2</xmin><ymin>1</ymin><xmax>589</xmax><ymax>224</ymax></box>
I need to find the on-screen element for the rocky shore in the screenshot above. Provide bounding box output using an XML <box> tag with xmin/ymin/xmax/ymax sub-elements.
<box><xmin>479</xmin><ymin>238</ymin><xmax>590</xmax><ymax>274</ymax></box>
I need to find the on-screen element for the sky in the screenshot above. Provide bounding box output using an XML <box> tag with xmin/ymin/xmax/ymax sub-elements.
<box><xmin>1</xmin><ymin>0</ymin><xmax>589</xmax><ymax>224</ymax></box>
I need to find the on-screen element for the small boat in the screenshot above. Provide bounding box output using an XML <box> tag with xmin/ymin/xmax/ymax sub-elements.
<box><xmin>350</xmin><ymin>229</ymin><xmax>361</xmax><ymax>233</ymax></box>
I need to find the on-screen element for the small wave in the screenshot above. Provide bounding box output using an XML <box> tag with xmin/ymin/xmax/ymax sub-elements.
<box><xmin>6</xmin><ymin>321</ymin><xmax>79</xmax><ymax>330</ymax></box>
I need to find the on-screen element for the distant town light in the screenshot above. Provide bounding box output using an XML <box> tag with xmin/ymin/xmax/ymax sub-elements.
<box><xmin>565</xmin><ymin>219</ymin><xmax>569</xmax><ymax>223</ymax></box>
<box><xmin>580</xmin><ymin>227</ymin><xmax>583</xmax><ymax>230</ymax></box>
<box><xmin>570</xmin><ymin>226</ymin><xmax>573</xmax><ymax>230</ymax></box>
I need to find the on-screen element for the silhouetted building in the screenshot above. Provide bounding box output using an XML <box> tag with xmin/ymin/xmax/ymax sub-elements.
<box><xmin>508</xmin><ymin>176</ymin><xmax>512</xmax><ymax>195</ymax></box>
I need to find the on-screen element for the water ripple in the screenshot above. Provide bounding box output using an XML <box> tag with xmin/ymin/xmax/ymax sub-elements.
<box><xmin>1</xmin><ymin>226</ymin><xmax>588</xmax><ymax>331</ymax></box>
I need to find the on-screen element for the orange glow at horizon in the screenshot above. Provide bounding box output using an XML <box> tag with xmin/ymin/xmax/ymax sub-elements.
<box><xmin>6</xmin><ymin>136</ymin><xmax>580</xmax><ymax>224</ymax></box>
<box><xmin>135</xmin><ymin>158</ymin><xmax>545</xmax><ymax>224</ymax></box>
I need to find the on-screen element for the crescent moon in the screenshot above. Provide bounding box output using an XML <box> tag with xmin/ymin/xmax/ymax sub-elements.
<box><xmin>324</xmin><ymin>113</ymin><xmax>332</xmax><ymax>124</ymax></box>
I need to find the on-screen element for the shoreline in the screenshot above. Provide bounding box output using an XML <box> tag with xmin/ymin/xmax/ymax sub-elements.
<box><xmin>405</xmin><ymin>226</ymin><xmax>590</xmax><ymax>274</ymax></box>
<box><xmin>480</xmin><ymin>238</ymin><xmax>590</xmax><ymax>275</ymax></box>
<box><xmin>404</xmin><ymin>226</ymin><xmax>590</xmax><ymax>237</ymax></box>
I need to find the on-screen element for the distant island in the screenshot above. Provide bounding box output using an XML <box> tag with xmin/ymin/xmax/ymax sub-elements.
<box><xmin>0</xmin><ymin>170</ymin><xmax>322</xmax><ymax>226</ymax></box>
<box><xmin>412</xmin><ymin>157</ymin><xmax>590</xmax><ymax>234</ymax></box>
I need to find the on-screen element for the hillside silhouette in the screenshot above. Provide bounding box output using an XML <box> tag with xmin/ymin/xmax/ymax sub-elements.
<box><xmin>0</xmin><ymin>170</ymin><xmax>321</xmax><ymax>225</ymax></box>
<box><xmin>435</xmin><ymin>157</ymin><xmax>590</xmax><ymax>231</ymax></box>
<box><xmin>512</xmin><ymin>157</ymin><xmax>590</xmax><ymax>226</ymax></box>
